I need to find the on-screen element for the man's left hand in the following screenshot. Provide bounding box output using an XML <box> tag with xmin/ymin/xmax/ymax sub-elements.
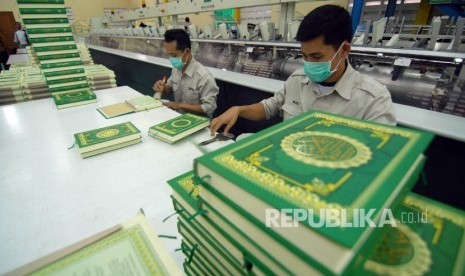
<box><xmin>163</xmin><ymin>101</ymin><xmax>182</xmax><ymax>110</ymax></box>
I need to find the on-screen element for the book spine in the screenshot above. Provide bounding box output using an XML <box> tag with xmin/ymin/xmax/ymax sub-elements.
<box><xmin>34</xmin><ymin>45</ymin><xmax>77</xmax><ymax>52</ymax></box>
<box><xmin>44</xmin><ymin>68</ymin><xmax>85</xmax><ymax>78</ymax></box>
<box><xmin>47</xmin><ymin>76</ymin><xmax>87</xmax><ymax>85</ymax></box>
<box><xmin>27</xmin><ymin>27</ymin><xmax>72</xmax><ymax>34</ymax></box>
<box><xmin>40</xmin><ymin>60</ymin><xmax>83</xmax><ymax>69</ymax></box>
<box><xmin>19</xmin><ymin>8</ymin><xmax>66</xmax><ymax>14</ymax></box>
<box><xmin>23</xmin><ymin>18</ymin><xmax>69</xmax><ymax>24</ymax></box>
<box><xmin>49</xmin><ymin>83</ymin><xmax>89</xmax><ymax>93</ymax></box>
<box><xmin>29</xmin><ymin>36</ymin><xmax>74</xmax><ymax>44</ymax></box>
<box><xmin>17</xmin><ymin>0</ymin><xmax>65</xmax><ymax>3</ymax></box>
<box><xmin>38</xmin><ymin>52</ymin><xmax>80</xmax><ymax>61</ymax></box>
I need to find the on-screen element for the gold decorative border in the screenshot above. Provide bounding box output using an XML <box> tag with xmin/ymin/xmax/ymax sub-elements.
<box><xmin>364</xmin><ymin>222</ymin><xmax>432</xmax><ymax>275</ymax></box>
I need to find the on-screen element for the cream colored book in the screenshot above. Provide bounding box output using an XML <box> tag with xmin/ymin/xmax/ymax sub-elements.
<box><xmin>97</xmin><ymin>95</ymin><xmax>162</xmax><ymax>119</ymax></box>
<box><xmin>5</xmin><ymin>213</ymin><xmax>183</xmax><ymax>276</ymax></box>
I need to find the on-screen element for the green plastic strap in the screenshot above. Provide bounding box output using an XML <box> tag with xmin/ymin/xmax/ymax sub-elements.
<box><xmin>67</xmin><ymin>142</ymin><xmax>75</xmax><ymax>150</ymax></box>
<box><xmin>162</xmin><ymin>209</ymin><xmax>183</xmax><ymax>223</ymax></box>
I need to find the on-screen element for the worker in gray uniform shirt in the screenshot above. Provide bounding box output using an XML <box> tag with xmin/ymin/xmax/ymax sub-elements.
<box><xmin>210</xmin><ymin>5</ymin><xmax>396</xmax><ymax>135</ymax></box>
<box><xmin>153</xmin><ymin>29</ymin><xmax>219</xmax><ymax>117</ymax></box>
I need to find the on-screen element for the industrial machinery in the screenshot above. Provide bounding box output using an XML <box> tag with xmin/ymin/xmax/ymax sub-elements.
<box><xmin>85</xmin><ymin>0</ymin><xmax>465</xmax><ymax>118</ymax></box>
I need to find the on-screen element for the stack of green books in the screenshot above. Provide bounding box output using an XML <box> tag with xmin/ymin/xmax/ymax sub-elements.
<box><xmin>148</xmin><ymin>113</ymin><xmax>210</xmax><ymax>144</ymax></box>
<box><xmin>17</xmin><ymin>0</ymin><xmax>97</xmax><ymax>109</ymax></box>
<box><xmin>167</xmin><ymin>110</ymin><xmax>436</xmax><ymax>275</ymax></box>
<box><xmin>73</xmin><ymin>122</ymin><xmax>141</xmax><ymax>158</ymax></box>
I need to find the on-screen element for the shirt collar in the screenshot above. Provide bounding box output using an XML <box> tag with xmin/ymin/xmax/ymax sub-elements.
<box><xmin>184</xmin><ymin>57</ymin><xmax>197</xmax><ymax>77</ymax></box>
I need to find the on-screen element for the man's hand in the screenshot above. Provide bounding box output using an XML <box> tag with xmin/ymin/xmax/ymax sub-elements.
<box><xmin>153</xmin><ymin>76</ymin><xmax>167</xmax><ymax>93</ymax></box>
<box><xmin>210</xmin><ymin>106</ymin><xmax>241</xmax><ymax>136</ymax></box>
<box><xmin>163</xmin><ymin>101</ymin><xmax>182</xmax><ymax>110</ymax></box>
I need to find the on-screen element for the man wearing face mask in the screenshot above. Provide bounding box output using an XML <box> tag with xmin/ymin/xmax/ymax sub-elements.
<box><xmin>153</xmin><ymin>29</ymin><xmax>219</xmax><ymax>117</ymax></box>
<box><xmin>210</xmin><ymin>5</ymin><xmax>396</xmax><ymax>135</ymax></box>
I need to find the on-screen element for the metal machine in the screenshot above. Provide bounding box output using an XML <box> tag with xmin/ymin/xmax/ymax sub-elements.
<box><xmin>86</xmin><ymin>0</ymin><xmax>465</xmax><ymax>118</ymax></box>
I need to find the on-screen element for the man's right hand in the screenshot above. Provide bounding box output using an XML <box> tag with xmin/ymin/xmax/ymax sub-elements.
<box><xmin>153</xmin><ymin>77</ymin><xmax>166</xmax><ymax>93</ymax></box>
<box><xmin>210</xmin><ymin>106</ymin><xmax>241</xmax><ymax>136</ymax></box>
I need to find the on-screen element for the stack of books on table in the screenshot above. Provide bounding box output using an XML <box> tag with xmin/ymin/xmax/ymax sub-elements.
<box><xmin>148</xmin><ymin>113</ymin><xmax>210</xmax><ymax>144</ymax></box>
<box><xmin>166</xmin><ymin>110</ymin><xmax>439</xmax><ymax>275</ymax></box>
<box><xmin>0</xmin><ymin>70</ymin><xmax>23</xmax><ymax>105</ymax></box>
<box><xmin>84</xmin><ymin>64</ymin><xmax>117</xmax><ymax>90</ymax></box>
<box><xmin>77</xmin><ymin>43</ymin><xmax>94</xmax><ymax>65</ymax></box>
<box><xmin>25</xmin><ymin>46</ymin><xmax>39</xmax><ymax>66</ymax></box>
<box><xmin>17</xmin><ymin>0</ymin><xmax>97</xmax><ymax>109</ymax></box>
<box><xmin>5</xmin><ymin>213</ymin><xmax>183</xmax><ymax>275</ymax></box>
<box><xmin>22</xmin><ymin>66</ymin><xmax>50</xmax><ymax>101</ymax></box>
<box><xmin>74</xmin><ymin>121</ymin><xmax>141</xmax><ymax>158</ymax></box>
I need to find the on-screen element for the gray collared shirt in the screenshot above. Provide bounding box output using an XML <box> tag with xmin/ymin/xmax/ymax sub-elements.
<box><xmin>261</xmin><ymin>64</ymin><xmax>396</xmax><ymax>125</ymax></box>
<box><xmin>167</xmin><ymin>58</ymin><xmax>219</xmax><ymax>117</ymax></box>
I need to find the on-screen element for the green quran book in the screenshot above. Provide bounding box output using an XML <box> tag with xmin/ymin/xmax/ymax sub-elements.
<box><xmin>97</xmin><ymin>95</ymin><xmax>163</xmax><ymax>119</ymax></box>
<box><xmin>23</xmin><ymin>18</ymin><xmax>69</xmax><ymax>24</ymax></box>
<box><xmin>30</xmin><ymin>36</ymin><xmax>74</xmax><ymax>44</ymax></box>
<box><xmin>17</xmin><ymin>0</ymin><xmax>64</xmax><ymax>3</ymax></box>
<box><xmin>52</xmin><ymin>89</ymin><xmax>96</xmax><ymax>109</ymax></box>
<box><xmin>148</xmin><ymin>113</ymin><xmax>210</xmax><ymax>144</ymax></box>
<box><xmin>5</xmin><ymin>213</ymin><xmax>183</xmax><ymax>276</ymax></box>
<box><xmin>194</xmin><ymin>110</ymin><xmax>434</xmax><ymax>275</ymax></box>
<box><xmin>34</xmin><ymin>44</ymin><xmax>77</xmax><ymax>52</ymax></box>
<box><xmin>43</xmin><ymin>68</ymin><xmax>85</xmax><ymax>78</ymax></box>
<box><xmin>40</xmin><ymin>60</ymin><xmax>82</xmax><ymax>69</ymax></box>
<box><xmin>360</xmin><ymin>193</ymin><xmax>465</xmax><ymax>276</ymax></box>
<box><xmin>49</xmin><ymin>83</ymin><xmax>89</xmax><ymax>93</ymax></box>
<box><xmin>47</xmin><ymin>75</ymin><xmax>86</xmax><ymax>85</ymax></box>
<box><xmin>37</xmin><ymin>52</ymin><xmax>80</xmax><ymax>61</ymax></box>
<box><xmin>27</xmin><ymin>27</ymin><xmax>72</xmax><ymax>34</ymax></box>
<box><xmin>178</xmin><ymin>217</ymin><xmax>244</xmax><ymax>275</ymax></box>
<box><xmin>74</xmin><ymin>121</ymin><xmax>141</xmax><ymax>158</ymax></box>
<box><xmin>19</xmin><ymin>8</ymin><xmax>66</xmax><ymax>14</ymax></box>
<box><xmin>168</xmin><ymin>173</ymin><xmax>289</xmax><ymax>275</ymax></box>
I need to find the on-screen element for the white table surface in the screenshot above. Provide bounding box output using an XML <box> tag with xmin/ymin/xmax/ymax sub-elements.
<box><xmin>6</xmin><ymin>54</ymin><xmax>30</xmax><ymax>66</ymax></box>
<box><xmin>0</xmin><ymin>86</ymin><xmax>217</xmax><ymax>274</ymax></box>
<box><xmin>88</xmin><ymin>45</ymin><xmax>465</xmax><ymax>142</ymax></box>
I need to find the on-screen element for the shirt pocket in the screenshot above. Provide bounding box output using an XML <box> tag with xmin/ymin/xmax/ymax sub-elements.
<box><xmin>282</xmin><ymin>102</ymin><xmax>302</xmax><ymax>118</ymax></box>
<box><xmin>185</xmin><ymin>87</ymin><xmax>200</xmax><ymax>103</ymax></box>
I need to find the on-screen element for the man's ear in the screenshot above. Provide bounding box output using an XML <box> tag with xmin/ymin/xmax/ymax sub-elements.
<box><xmin>342</xmin><ymin>42</ymin><xmax>351</xmax><ymax>58</ymax></box>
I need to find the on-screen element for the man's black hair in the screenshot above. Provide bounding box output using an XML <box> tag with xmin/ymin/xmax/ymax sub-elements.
<box><xmin>295</xmin><ymin>5</ymin><xmax>352</xmax><ymax>50</ymax></box>
<box><xmin>185</xmin><ymin>17</ymin><xmax>190</xmax><ymax>23</ymax></box>
<box><xmin>164</xmin><ymin>29</ymin><xmax>191</xmax><ymax>51</ymax></box>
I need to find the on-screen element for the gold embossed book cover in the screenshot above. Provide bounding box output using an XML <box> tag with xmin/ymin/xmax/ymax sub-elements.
<box><xmin>194</xmin><ymin>110</ymin><xmax>434</xmax><ymax>275</ymax></box>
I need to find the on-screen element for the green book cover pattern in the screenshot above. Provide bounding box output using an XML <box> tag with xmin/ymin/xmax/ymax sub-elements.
<box><xmin>44</xmin><ymin>68</ymin><xmax>85</xmax><ymax>78</ymax></box>
<box><xmin>49</xmin><ymin>83</ymin><xmax>89</xmax><ymax>93</ymax></box>
<box><xmin>74</xmin><ymin>122</ymin><xmax>140</xmax><ymax>149</ymax></box>
<box><xmin>150</xmin><ymin>113</ymin><xmax>209</xmax><ymax>137</ymax></box>
<box><xmin>362</xmin><ymin>193</ymin><xmax>465</xmax><ymax>276</ymax></box>
<box><xmin>23</xmin><ymin>18</ymin><xmax>68</xmax><ymax>24</ymax></box>
<box><xmin>19</xmin><ymin>8</ymin><xmax>66</xmax><ymax>14</ymax></box>
<box><xmin>194</xmin><ymin>111</ymin><xmax>434</xmax><ymax>248</ymax></box>
<box><xmin>27</xmin><ymin>27</ymin><xmax>72</xmax><ymax>34</ymax></box>
<box><xmin>40</xmin><ymin>60</ymin><xmax>83</xmax><ymax>69</ymax></box>
<box><xmin>34</xmin><ymin>44</ymin><xmax>77</xmax><ymax>52</ymax></box>
<box><xmin>29</xmin><ymin>224</ymin><xmax>170</xmax><ymax>275</ymax></box>
<box><xmin>30</xmin><ymin>36</ymin><xmax>74</xmax><ymax>44</ymax></box>
<box><xmin>17</xmin><ymin>0</ymin><xmax>64</xmax><ymax>3</ymax></box>
<box><xmin>167</xmin><ymin>171</ymin><xmax>200</xmax><ymax>211</ymax></box>
<box><xmin>52</xmin><ymin>89</ymin><xmax>95</xmax><ymax>106</ymax></box>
